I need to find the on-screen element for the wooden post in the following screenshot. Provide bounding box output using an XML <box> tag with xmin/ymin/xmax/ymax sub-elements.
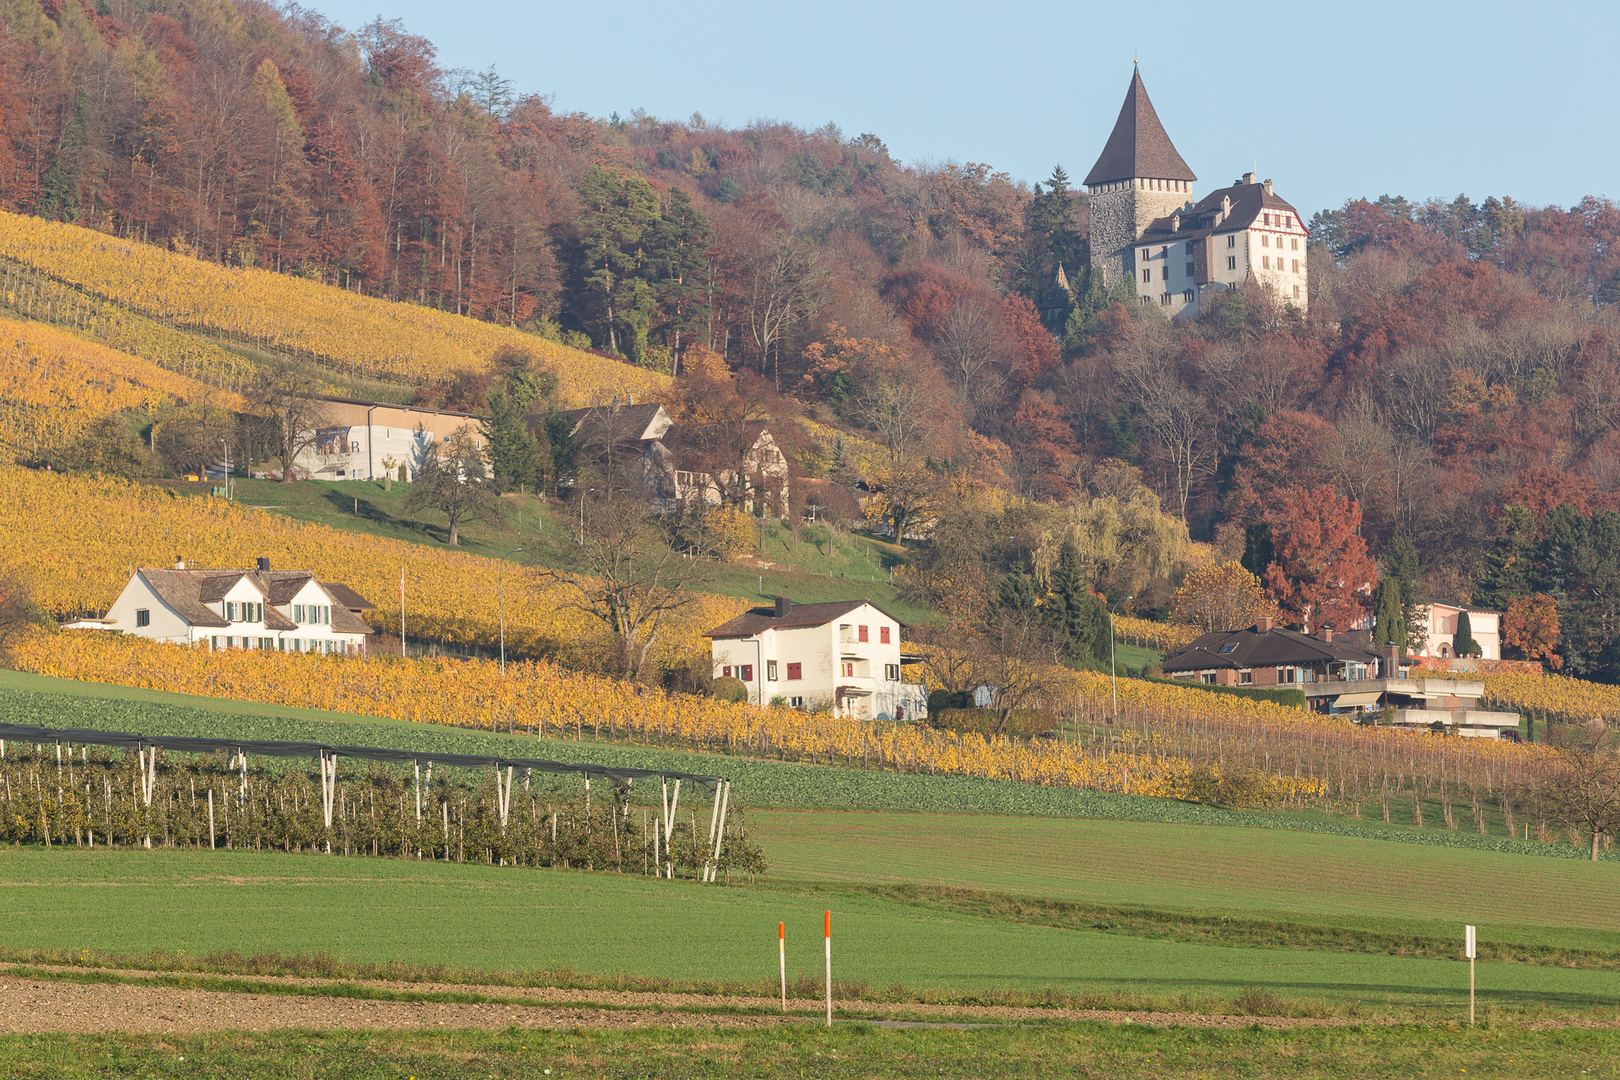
<box><xmin>208</xmin><ymin>789</ymin><xmax>215</xmax><ymax>850</ymax></box>
<box><xmin>1465</xmin><ymin>924</ymin><xmax>1477</xmax><ymax>1023</ymax></box>
<box><xmin>824</xmin><ymin>910</ymin><xmax>832</xmax><ymax>1028</ymax></box>
<box><xmin>779</xmin><ymin>921</ymin><xmax>787</xmax><ymax>1012</ymax></box>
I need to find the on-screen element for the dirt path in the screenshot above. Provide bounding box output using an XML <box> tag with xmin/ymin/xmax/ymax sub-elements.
<box><xmin>5</xmin><ymin>968</ymin><xmax>1616</xmax><ymax>1034</ymax></box>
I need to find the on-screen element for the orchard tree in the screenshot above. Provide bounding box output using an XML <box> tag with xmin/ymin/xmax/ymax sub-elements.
<box><xmin>1262</xmin><ymin>485</ymin><xmax>1376</xmax><ymax>632</ymax></box>
<box><xmin>1171</xmin><ymin>561</ymin><xmax>1275</xmax><ymax>632</ymax></box>
<box><xmin>405</xmin><ymin>424</ymin><xmax>502</xmax><ymax>545</ymax></box>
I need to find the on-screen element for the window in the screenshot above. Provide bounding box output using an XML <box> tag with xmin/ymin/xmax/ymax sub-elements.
<box><xmin>1261</xmin><ymin>234</ymin><xmax>1270</xmax><ymax>247</ymax></box>
<box><xmin>1227</xmin><ymin>235</ymin><xmax>1236</xmax><ymax>248</ymax></box>
<box><xmin>739</xmin><ymin>664</ymin><xmax>753</xmax><ymax>682</ymax></box>
<box><xmin>790</xmin><ymin>696</ymin><xmax>804</xmax><ymax>708</ymax></box>
<box><xmin>1227</xmin><ymin>256</ymin><xmax>1237</xmax><ymax>270</ymax></box>
<box><xmin>880</xmin><ymin>626</ymin><xmax>891</xmax><ymax>644</ymax></box>
<box><xmin>722</xmin><ymin>665</ymin><xmax>733</xmax><ymax>678</ymax></box>
<box><xmin>211</xmin><ymin>636</ymin><xmax>221</xmax><ymax>649</ymax></box>
<box><xmin>1201</xmin><ymin>673</ymin><xmax>1217</xmax><ymax>684</ymax></box>
<box><xmin>1186</xmin><ymin>262</ymin><xmax>1194</xmax><ymax>277</ymax></box>
<box><xmin>1293</xmin><ymin>285</ymin><xmax>1301</xmax><ymax>299</ymax></box>
<box><xmin>1218</xmin><ymin>642</ymin><xmax>1239</xmax><ymax>654</ymax></box>
<box><xmin>226</xmin><ymin>601</ymin><xmax>239</xmax><ymax>621</ymax></box>
<box><xmin>1160</xmin><ymin>246</ymin><xmax>1168</xmax><ymax>258</ymax></box>
<box><xmin>1160</xmin><ymin>293</ymin><xmax>1171</xmax><ymax>306</ymax></box>
<box><xmin>1292</xmin><ymin>259</ymin><xmax>1300</xmax><ymax>273</ymax></box>
<box><xmin>839</xmin><ymin>624</ymin><xmax>852</xmax><ymax>642</ymax></box>
<box><xmin>1262</xmin><ymin>256</ymin><xmax>1270</xmax><ymax>269</ymax></box>
<box><xmin>135</xmin><ymin>609</ymin><xmax>150</xmax><ymax>627</ymax></box>
<box><xmin>1291</xmin><ymin>238</ymin><xmax>1299</xmax><ymax>250</ymax></box>
<box><xmin>841</xmin><ymin>661</ymin><xmax>855</xmax><ymax>678</ymax></box>
<box><xmin>767</xmin><ymin>660</ymin><xmax>778</xmax><ymax>681</ymax></box>
<box><xmin>1240</xmin><ymin>671</ymin><xmax>1254</xmax><ymax>685</ymax></box>
<box><xmin>885</xmin><ymin>663</ymin><xmax>900</xmax><ymax>681</ymax></box>
<box><xmin>260</xmin><ymin>638</ymin><xmax>272</xmax><ymax>649</ymax></box>
<box><xmin>1141</xmin><ymin>248</ymin><xmax>1150</xmax><ymax>260</ymax></box>
<box><xmin>858</xmin><ymin>625</ymin><xmax>869</xmax><ymax>643</ymax></box>
<box><xmin>1278</xmin><ymin>666</ymin><xmax>1296</xmax><ymax>684</ymax></box>
<box><xmin>1263</xmin><ymin>213</ymin><xmax>1271</xmax><ymax>225</ymax></box>
<box><xmin>1141</xmin><ymin>268</ymin><xmax>1151</xmax><ymax>283</ymax></box>
<box><xmin>293</xmin><ymin>604</ymin><xmax>305</xmax><ymax>623</ymax></box>
<box><xmin>1183</xmin><ymin>289</ymin><xmax>1194</xmax><ymax>303</ymax></box>
<box><xmin>787</xmin><ymin>662</ymin><xmax>802</xmax><ymax>680</ymax></box>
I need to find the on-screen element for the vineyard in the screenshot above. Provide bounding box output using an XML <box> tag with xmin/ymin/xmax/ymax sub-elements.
<box><xmin>0</xmin><ymin>731</ymin><xmax>762</xmax><ymax>881</ymax></box>
<box><xmin>0</xmin><ymin>317</ymin><xmax>243</xmax><ymax>461</ymax></box>
<box><xmin>15</xmin><ymin>626</ymin><xmax>1600</xmax><ymax>857</ymax></box>
<box><xmin>0</xmin><ymin>467</ymin><xmax>746</xmax><ymax>668</ymax></box>
<box><xmin>0</xmin><ymin>211</ymin><xmax>670</xmax><ymax>406</ymax></box>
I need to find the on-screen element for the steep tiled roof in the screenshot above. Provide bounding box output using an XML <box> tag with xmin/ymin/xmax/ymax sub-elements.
<box><xmin>1084</xmin><ymin>69</ymin><xmax>1196</xmax><ymax>186</ymax></box>
<box><xmin>132</xmin><ymin>567</ymin><xmax>375</xmax><ymax>634</ymax></box>
<box><xmin>324</xmin><ymin>582</ymin><xmax>377</xmax><ymax>612</ymax></box>
<box><xmin>1141</xmin><ymin>182</ymin><xmax>1304</xmax><ymax>242</ymax></box>
<box><xmin>138</xmin><ymin>570</ymin><xmax>231</xmax><ymax>628</ymax></box>
<box><xmin>1161</xmin><ymin>624</ymin><xmax>1380</xmax><ymax>674</ymax></box>
<box><xmin>704</xmin><ymin>600</ymin><xmax>905</xmax><ymax>639</ymax></box>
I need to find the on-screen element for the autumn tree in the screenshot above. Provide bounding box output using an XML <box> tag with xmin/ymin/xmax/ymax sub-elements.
<box><xmin>405</xmin><ymin>424</ymin><xmax>502</xmax><ymax>545</ymax></box>
<box><xmin>1543</xmin><ymin>720</ymin><xmax>1620</xmax><ymax>860</ymax></box>
<box><xmin>1503</xmin><ymin>592</ymin><xmax>1560</xmax><ymax>667</ymax></box>
<box><xmin>1171</xmin><ymin>561</ymin><xmax>1275</xmax><ymax>632</ymax></box>
<box><xmin>1262</xmin><ymin>485</ymin><xmax>1377</xmax><ymax>632</ymax></box>
<box><xmin>248</xmin><ymin>355</ymin><xmax>331</xmax><ymax>484</ymax></box>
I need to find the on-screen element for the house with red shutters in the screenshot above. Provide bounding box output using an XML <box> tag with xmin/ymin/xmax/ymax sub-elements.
<box><xmin>704</xmin><ymin>597</ymin><xmax>927</xmax><ymax>721</ymax></box>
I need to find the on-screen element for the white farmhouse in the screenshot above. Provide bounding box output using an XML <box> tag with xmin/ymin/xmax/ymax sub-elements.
<box><xmin>288</xmin><ymin>397</ymin><xmax>486</xmax><ymax>482</ymax></box>
<box><xmin>704</xmin><ymin>598</ymin><xmax>928</xmax><ymax>721</ymax></box>
<box><xmin>71</xmin><ymin>558</ymin><xmax>375</xmax><ymax>655</ymax></box>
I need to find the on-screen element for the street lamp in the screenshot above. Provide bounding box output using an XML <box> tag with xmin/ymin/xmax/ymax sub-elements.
<box><xmin>499</xmin><ymin>547</ymin><xmax>523</xmax><ymax>673</ymax></box>
<box><xmin>219</xmin><ymin>438</ymin><xmax>232</xmax><ymax>500</ymax></box>
<box><xmin>1109</xmin><ymin>595</ymin><xmax>1134</xmax><ymax>719</ymax></box>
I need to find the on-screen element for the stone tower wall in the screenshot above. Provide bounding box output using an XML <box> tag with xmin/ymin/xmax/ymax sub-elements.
<box><xmin>1087</xmin><ymin>186</ymin><xmax>1191</xmax><ymax>286</ymax></box>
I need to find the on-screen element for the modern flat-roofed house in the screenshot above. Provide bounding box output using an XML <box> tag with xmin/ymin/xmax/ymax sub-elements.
<box><xmin>71</xmin><ymin>558</ymin><xmax>374</xmax><ymax>655</ymax></box>
<box><xmin>1161</xmin><ymin>618</ymin><xmax>1519</xmax><ymax>737</ymax></box>
<box><xmin>705</xmin><ymin>598</ymin><xmax>927</xmax><ymax>721</ymax></box>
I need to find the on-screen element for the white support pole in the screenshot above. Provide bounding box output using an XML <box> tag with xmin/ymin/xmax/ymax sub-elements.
<box><xmin>208</xmin><ymin>789</ymin><xmax>215</xmax><ymax>849</ymax></box>
<box><xmin>664</xmin><ymin>779</ymin><xmax>682</xmax><ymax>878</ymax></box>
<box><xmin>703</xmin><ymin>782</ymin><xmax>723</xmax><ymax>882</ymax></box>
<box><xmin>779</xmin><ymin>921</ymin><xmax>787</xmax><ymax>1012</ymax></box>
<box><xmin>238</xmin><ymin>749</ymin><xmax>248</xmax><ymax>804</ymax></box>
<box><xmin>824</xmin><ymin>910</ymin><xmax>833</xmax><ymax>1028</ymax></box>
<box><xmin>414</xmin><ymin>761</ymin><xmax>422</xmax><ymax>822</ymax></box>
<box><xmin>1465</xmin><ymin>924</ymin><xmax>1477</xmax><ymax>1023</ymax></box>
<box><xmin>707</xmin><ymin>781</ymin><xmax>731</xmax><ymax>882</ymax></box>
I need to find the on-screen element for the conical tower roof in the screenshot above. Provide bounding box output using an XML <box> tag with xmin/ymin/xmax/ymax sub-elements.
<box><xmin>1083</xmin><ymin>68</ymin><xmax>1196</xmax><ymax>187</ymax></box>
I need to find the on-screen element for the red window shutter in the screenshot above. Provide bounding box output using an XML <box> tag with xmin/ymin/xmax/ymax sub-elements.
<box><xmin>723</xmin><ymin>666</ymin><xmax>732</xmax><ymax>678</ymax></box>
<box><xmin>741</xmin><ymin>665</ymin><xmax>753</xmax><ymax>682</ymax></box>
<box><xmin>858</xmin><ymin>625</ymin><xmax>869</xmax><ymax>642</ymax></box>
<box><xmin>787</xmin><ymin>663</ymin><xmax>802</xmax><ymax>680</ymax></box>
<box><xmin>880</xmin><ymin>626</ymin><xmax>890</xmax><ymax>644</ymax></box>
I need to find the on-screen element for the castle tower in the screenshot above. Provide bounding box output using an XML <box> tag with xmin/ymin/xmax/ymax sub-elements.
<box><xmin>1084</xmin><ymin>67</ymin><xmax>1197</xmax><ymax>286</ymax></box>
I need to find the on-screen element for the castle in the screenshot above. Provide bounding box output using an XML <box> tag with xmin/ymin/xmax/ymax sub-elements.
<box><xmin>1084</xmin><ymin>67</ymin><xmax>1308</xmax><ymax>317</ymax></box>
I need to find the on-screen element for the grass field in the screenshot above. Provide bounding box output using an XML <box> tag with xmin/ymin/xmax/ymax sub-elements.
<box><xmin>3</xmin><ymin>847</ymin><xmax>1619</xmax><ymax>1018</ymax></box>
<box><xmin>211</xmin><ymin>477</ymin><xmax>931</xmax><ymax>623</ymax></box>
<box><xmin>7</xmin><ymin>1024</ymin><xmax>1620</xmax><ymax>1080</ymax></box>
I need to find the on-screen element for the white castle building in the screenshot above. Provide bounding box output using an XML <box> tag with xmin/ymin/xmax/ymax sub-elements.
<box><xmin>1084</xmin><ymin>67</ymin><xmax>1308</xmax><ymax>318</ymax></box>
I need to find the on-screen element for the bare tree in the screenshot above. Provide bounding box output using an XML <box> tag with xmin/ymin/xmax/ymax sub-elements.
<box><xmin>852</xmin><ymin>372</ymin><xmax>930</xmax><ymax>466</ymax></box>
<box><xmin>917</xmin><ymin>612</ymin><xmax>1065</xmax><ymax>736</ymax></box>
<box><xmin>405</xmin><ymin>424</ymin><xmax>502</xmax><ymax>545</ymax></box>
<box><xmin>1544</xmin><ymin>720</ymin><xmax>1620</xmax><ymax>861</ymax></box>
<box><xmin>743</xmin><ymin>232</ymin><xmax>825</xmax><ymax>389</ymax></box>
<box><xmin>540</xmin><ymin>478</ymin><xmax>713</xmax><ymax>680</ymax></box>
<box><xmin>935</xmin><ymin>297</ymin><xmax>1007</xmax><ymax>407</ymax></box>
<box><xmin>248</xmin><ymin>354</ymin><xmax>331</xmax><ymax>483</ymax></box>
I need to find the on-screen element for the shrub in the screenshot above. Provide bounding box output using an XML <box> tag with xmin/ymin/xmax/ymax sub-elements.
<box><xmin>710</xmin><ymin>676</ymin><xmax>748</xmax><ymax>703</ymax></box>
<box><xmin>932</xmin><ymin>707</ymin><xmax>1056</xmax><ymax>738</ymax></box>
<box><xmin>1144</xmin><ymin>673</ymin><xmax>1306</xmax><ymax>709</ymax></box>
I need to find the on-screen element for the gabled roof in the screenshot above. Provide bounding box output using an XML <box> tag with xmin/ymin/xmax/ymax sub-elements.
<box><xmin>1084</xmin><ymin>68</ymin><xmax>1196</xmax><ymax>186</ymax></box>
<box><xmin>137</xmin><ymin>570</ymin><xmax>232</xmax><ymax>628</ymax></box>
<box><xmin>130</xmin><ymin>568</ymin><xmax>375</xmax><ymax>634</ymax></box>
<box><xmin>1161</xmin><ymin>624</ymin><xmax>1381</xmax><ymax>674</ymax></box>
<box><xmin>1140</xmin><ymin>181</ymin><xmax>1304</xmax><ymax>243</ymax></box>
<box><xmin>552</xmin><ymin>403</ymin><xmax>672</xmax><ymax>444</ymax></box>
<box><xmin>324</xmin><ymin>582</ymin><xmax>377</xmax><ymax>612</ymax></box>
<box><xmin>704</xmin><ymin>599</ymin><xmax>906</xmax><ymax>639</ymax></box>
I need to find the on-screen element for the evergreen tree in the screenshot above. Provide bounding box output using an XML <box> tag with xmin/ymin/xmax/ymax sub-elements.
<box><xmin>1372</xmin><ymin>576</ymin><xmax>1406</xmax><ymax>649</ymax></box>
<box><xmin>577</xmin><ymin>165</ymin><xmax>659</xmax><ymax>356</ymax></box>
<box><xmin>1049</xmin><ymin>542</ymin><xmax>1109</xmax><ymax>665</ymax></box>
<box><xmin>1241</xmin><ymin>522</ymin><xmax>1275</xmax><ymax>579</ymax></box>
<box><xmin>482</xmin><ymin>389</ymin><xmax>541</xmax><ymax>493</ymax></box>
<box><xmin>1474</xmin><ymin>506</ymin><xmax>1535</xmax><ymax>610</ymax></box>
<box><xmin>540</xmin><ymin>413</ymin><xmax>579</xmax><ymax>492</ymax></box>
<box><xmin>1385</xmin><ymin>534</ymin><xmax>1426</xmax><ymax>651</ymax></box>
<box><xmin>1454</xmin><ymin>609</ymin><xmax>1481</xmax><ymax>658</ymax></box>
<box><xmin>644</xmin><ymin>187</ymin><xmax>713</xmax><ymax>360</ymax></box>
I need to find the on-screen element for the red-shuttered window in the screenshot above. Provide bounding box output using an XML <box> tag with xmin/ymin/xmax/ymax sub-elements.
<box><xmin>787</xmin><ymin>663</ymin><xmax>802</xmax><ymax>680</ymax></box>
<box><xmin>858</xmin><ymin>625</ymin><xmax>869</xmax><ymax>642</ymax></box>
<box><xmin>880</xmin><ymin>626</ymin><xmax>890</xmax><ymax>644</ymax></box>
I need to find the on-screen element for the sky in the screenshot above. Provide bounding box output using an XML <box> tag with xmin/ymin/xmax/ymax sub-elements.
<box><xmin>305</xmin><ymin>0</ymin><xmax>1618</xmax><ymax>222</ymax></box>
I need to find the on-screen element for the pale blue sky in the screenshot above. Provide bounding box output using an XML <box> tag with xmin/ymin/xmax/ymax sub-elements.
<box><xmin>307</xmin><ymin>0</ymin><xmax>1617</xmax><ymax>220</ymax></box>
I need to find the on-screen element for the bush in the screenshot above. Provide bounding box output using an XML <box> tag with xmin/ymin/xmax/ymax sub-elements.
<box><xmin>710</xmin><ymin>676</ymin><xmax>748</xmax><ymax>703</ymax></box>
<box><xmin>932</xmin><ymin>707</ymin><xmax>1056</xmax><ymax>738</ymax></box>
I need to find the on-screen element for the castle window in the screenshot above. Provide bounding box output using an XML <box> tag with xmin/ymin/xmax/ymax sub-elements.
<box><xmin>1261</xmin><ymin>234</ymin><xmax>1269</xmax><ymax>247</ymax></box>
<box><xmin>1294</xmin><ymin>285</ymin><xmax>1301</xmax><ymax>299</ymax></box>
<box><xmin>1293</xmin><ymin>260</ymin><xmax>1300</xmax><ymax>273</ymax></box>
<box><xmin>1160</xmin><ymin>293</ymin><xmax>1171</xmax><ymax>306</ymax></box>
<box><xmin>1227</xmin><ymin>256</ymin><xmax>1237</xmax><ymax>270</ymax></box>
<box><xmin>1142</xmin><ymin>269</ymin><xmax>1151</xmax><ymax>283</ymax></box>
<box><xmin>1263</xmin><ymin>213</ymin><xmax>1271</xmax><ymax>225</ymax></box>
<box><xmin>1142</xmin><ymin>248</ymin><xmax>1150</xmax><ymax>260</ymax></box>
<box><xmin>1227</xmin><ymin>235</ymin><xmax>1236</xmax><ymax>248</ymax></box>
<box><xmin>1184</xmin><ymin>289</ymin><xmax>1194</xmax><ymax>303</ymax></box>
<box><xmin>1291</xmin><ymin>238</ymin><xmax>1299</xmax><ymax>250</ymax></box>
<box><xmin>1262</xmin><ymin>256</ymin><xmax>1270</xmax><ymax>269</ymax></box>
<box><xmin>1186</xmin><ymin>262</ymin><xmax>1194</xmax><ymax>277</ymax></box>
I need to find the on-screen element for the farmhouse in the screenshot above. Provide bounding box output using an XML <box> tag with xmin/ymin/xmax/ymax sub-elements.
<box><xmin>69</xmin><ymin>558</ymin><xmax>375</xmax><ymax>655</ymax></box>
<box><xmin>704</xmin><ymin>597</ymin><xmax>928</xmax><ymax>721</ymax></box>
<box><xmin>289</xmin><ymin>396</ymin><xmax>485</xmax><ymax>482</ymax></box>
<box><xmin>544</xmin><ymin>402</ymin><xmax>791</xmax><ymax>515</ymax></box>
<box><xmin>1161</xmin><ymin>618</ymin><xmax>1520</xmax><ymax>737</ymax></box>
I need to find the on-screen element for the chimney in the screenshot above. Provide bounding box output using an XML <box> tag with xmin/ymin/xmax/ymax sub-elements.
<box><xmin>256</xmin><ymin>557</ymin><xmax>270</xmax><ymax>573</ymax></box>
<box><xmin>1319</xmin><ymin>626</ymin><xmax>1335</xmax><ymax>643</ymax></box>
<box><xmin>1381</xmin><ymin>646</ymin><xmax>1400</xmax><ymax>678</ymax></box>
<box><xmin>1263</xmin><ymin>178</ymin><xmax>1274</xmax><ymax>197</ymax></box>
<box><xmin>1242</xmin><ymin>171</ymin><xmax>1258</xmax><ymax>185</ymax></box>
<box><xmin>174</xmin><ymin>558</ymin><xmax>186</xmax><ymax>570</ymax></box>
<box><xmin>1255</xmin><ymin>617</ymin><xmax>1273</xmax><ymax>633</ymax></box>
<box><xmin>774</xmin><ymin>596</ymin><xmax>792</xmax><ymax>619</ymax></box>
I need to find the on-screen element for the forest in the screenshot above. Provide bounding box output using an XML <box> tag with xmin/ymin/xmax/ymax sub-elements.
<box><xmin>0</xmin><ymin>0</ymin><xmax>1617</xmax><ymax>680</ymax></box>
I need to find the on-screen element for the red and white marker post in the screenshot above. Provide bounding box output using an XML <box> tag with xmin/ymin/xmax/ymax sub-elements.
<box><xmin>824</xmin><ymin>910</ymin><xmax>832</xmax><ymax>1028</ymax></box>
<box><xmin>779</xmin><ymin>921</ymin><xmax>787</xmax><ymax>1013</ymax></box>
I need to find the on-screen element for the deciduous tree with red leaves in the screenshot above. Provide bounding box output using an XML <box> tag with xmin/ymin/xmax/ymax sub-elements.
<box><xmin>1262</xmin><ymin>485</ymin><xmax>1376</xmax><ymax>632</ymax></box>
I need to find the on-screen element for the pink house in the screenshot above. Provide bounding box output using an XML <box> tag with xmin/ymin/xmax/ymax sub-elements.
<box><xmin>1409</xmin><ymin>601</ymin><xmax>1502</xmax><ymax>661</ymax></box>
